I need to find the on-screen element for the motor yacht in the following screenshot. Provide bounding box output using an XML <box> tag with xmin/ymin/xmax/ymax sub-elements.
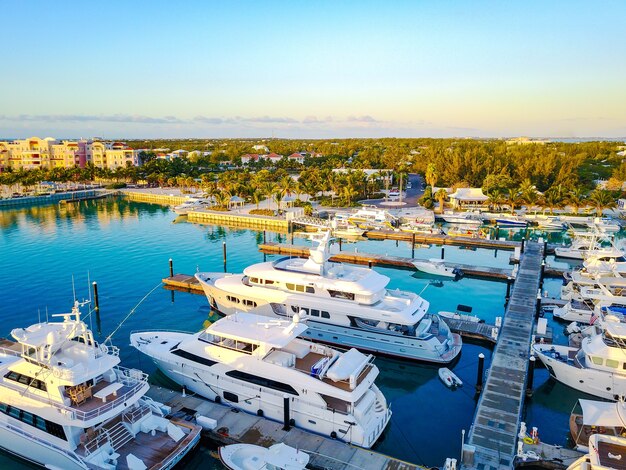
<box><xmin>412</xmin><ymin>259</ymin><xmax>462</xmax><ymax>279</ymax></box>
<box><xmin>195</xmin><ymin>232</ymin><xmax>462</xmax><ymax>364</ymax></box>
<box><xmin>348</xmin><ymin>207</ymin><xmax>397</xmax><ymax>230</ymax></box>
<box><xmin>130</xmin><ymin>312</ymin><xmax>392</xmax><ymax>448</ymax></box>
<box><xmin>0</xmin><ymin>301</ymin><xmax>201</xmax><ymax>469</ymax></box>
<box><xmin>591</xmin><ymin>217</ymin><xmax>621</xmax><ymax>234</ymax></box>
<box><xmin>555</xmin><ymin>239</ymin><xmax>625</xmax><ymax>261</ymax></box>
<box><xmin>533</xmin><ymin>321</ymin><xmax>626</xmax><ymax>400</ymax></box>
<box><xmin>219</xmin><ymin>442</ymin><xmax>309</xmax><ymax>470</ymax></box>
<box><xmin>494</xmin><ymin>215</ymin><xmax>528</xmax><ymax>227</ymax></box>
<box><xmin>438</xmin><ymin>211</ymin><xmax>483</xmax><ymax>227</ymax></box>
<box><xmin>172</xmin><ymin>197</ymin><xmax>212</xmax><ymax>215</ymax></box>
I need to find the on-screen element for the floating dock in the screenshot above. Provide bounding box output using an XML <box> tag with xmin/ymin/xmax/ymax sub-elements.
<box><xmin>465</xmin><ymin>242</ymin><xmax>544</xmax><ymax>470</ymax></box>
<box><xmin>145</xmin><ymin>386</ymin><xmax>419</xmax><ymax>470</ymax></box>
<box><xmin>444</xmin><ymin>318</ymin><xmax>499</xmax><ymax>344</ymax></box>
<box><xmin>162</xmin><ymin>274</ymin><xmax>203</xmax><ymax>293</ymax></box>
<box><xmin>259</xmin><ymin>242</ymin><xmax>518</xmax><ymax>280</ymax></box>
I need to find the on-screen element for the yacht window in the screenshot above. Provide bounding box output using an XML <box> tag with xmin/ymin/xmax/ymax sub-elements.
<box><xmin>296</xmin><ymin>285</ymin><xmax>305</xmax><ymax>292</ymax></box>
<box><xmin>4</xmin><ymin>371</ymin><xmax>47</xmax><ymax>391</ymax></box>
<box><xmin>0</xmin><ymin>402</ymin><xmax>66</xmax><ymax>441</ymax></box>
<box><xmin>172</xmin><ymin>348</ymin><xmax>218</xmax><ymax>367</ymax></box>
<box><xmin>321</xmin><ymin>311</ymin><xmax>330</xmax><ymax>319</ymax></box>
<box><xmin>226</xmin><ymin>295</ymin><xmax>240</xmax><ymax>303</ymax></box>
<box><xmin>225</xmin><ymin>370</ymin><xmax>299</xmax><ymax>395</ymax></box>
<box><xmin>306</xmin><ymin>286</ymin><xmax>315</xmax><ymax>293</ymax></box>
<box><xmin>606</xmin><ymin>359</ymin><xmax>619</xmax><ymax>368</ymax></box>
<box><xmin>291</xmin><ymin>305</ymin><xmax>299</xmax><ymax>313</ymax></box>
<box><xmin>250</xmin><ymin>277</ymin><xmax>259</xmax><ymax>284</ymax></box>
<box><xmin>328</xmin><ymin>290</ymin><xmax>355</xmax><ymax>301</ymax></box>
<box><xmin>243</xmin><ymin>299</ymin><xmax>257</xmax><ymax>307</ymax></box>
<box><xmin>286</xmin><ymin>283</ymin><xmax>295</xmax><ymax>291</ymax></box>
<box><xmin>265</xmin><ymin>280</ymin><xmax>274</xmax><ymax>285</ymax></box>
<box><xmin>591</xmin><ymin>356</ymin><xmax>603</xmax><ymax>366</ymax></box>
<box><xmin>311</xmin><ymin>309</ymin><xmax>320</xmax><ymax>317</ymax></box>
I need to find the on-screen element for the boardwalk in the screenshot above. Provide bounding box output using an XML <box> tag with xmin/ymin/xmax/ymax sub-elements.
<box><xmin>145</xmin><ymin>386</ymin><xmax>418</xmax><ymax>470</ymax></box>
<box><xmin>465</xmin><ymin>242</ymin><xmax>544</xmax><ymax>470</ymax></box>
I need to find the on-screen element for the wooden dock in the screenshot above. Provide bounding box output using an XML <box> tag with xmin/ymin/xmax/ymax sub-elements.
<box><xmin>362</xmin><ymin>230</ymin><xmax>522</xmax><ymax>251</ymax></box>
<box><xmin>145</xmin><ymin>386</ymin><xmax>419</xmax><ymax>470</ymax></box>
<box><xmin>259</xmin><ymin>242</ymin><xmax>515</xmax><ymax>280</ymax></box>
<box><xmin>465</xmin><ymin>242</ymin><xmax>544</xmax><ymax>470</ymax></box>
<box><xmin>162</xmin><ymin>274</ymin><xmax>204</xmax><ymax>293</ymax></box>
<box><xmin>444</xmin><ymin>318</ymin><xmax>499</xmax><ymax>344</ymax></box>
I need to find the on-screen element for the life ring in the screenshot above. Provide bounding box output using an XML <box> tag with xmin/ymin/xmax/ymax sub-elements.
<box><xmin>53</xmin><ymin>368</ymin><xmax>62</xmax><ymax>378</ymax></box>
<box><xmin>522</xmin><ymin>436</ymin><xmax>534</xmax><ymax>445</ymax></box>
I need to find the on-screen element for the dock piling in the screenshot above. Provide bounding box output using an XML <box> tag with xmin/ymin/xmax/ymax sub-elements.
<box><xmin>505</xmin><ymin>277</ymin><xmax>512</xmax><ymax>306</ymax></box>
<box><xmin>338</xmin><ymin>238</ymin><xmax>342</xmax><ymax>251</ymax></box>
<box><xmin>475</xmin><ymin>353</ymin><xmax>485</xmax><ymax>395</ymax></box>
<box><xmin>169</xmin><ymin>258</ymin><xmax>174</xmax><ymax>278</ymax></box>
<box><xmin>92</xmin><ymin>281</ymin><xmax>101</xmax><ymax>335</ymax></box>
<box><xmin>222</xmin><ymin>241</ymin><xmax>227</xmax><ymax>272</ymax></box>
<box><xmin>263</xmin><ymin>230</ymin><xmax>266</xmax><ymax>243</ymax></box>
<box><xmin>411</xmin><ymin>232</ymin><xmax>416</xmax><ymax>258</ymax></box>
<box><xmin>368</xmin><ymin>260</ymin><xmax>372</xmax><ymax>269</ymax></box>
<box><xmin>441</xmin><ymin>246</ymin><xmax>445</xmax><ymax>260</ymax></box>
<box><xmin>283</xmin><ymin>395</ymin><xmax>291</xmax><ymax>431</ymax></box>
<box><xmin>521</xmin><ymin>238</ymin><xmax>525</xmax><ymax>254</ymax></box>
<box><xmin>526</xmin><ymin>356</ymin><xmax>536</xmax><ymax>397</ymax></box>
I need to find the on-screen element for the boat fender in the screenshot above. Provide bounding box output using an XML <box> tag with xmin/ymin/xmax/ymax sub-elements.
<box><xmin>330</xmin><ymin>431</ymin><xmax>337</xmax><ymax>439</ymax></box>
<box><xmin>522</xmin><ymin>436</ymin><xmax>534</xmax><ymax>445</ymax></box>
<box><xmin>214</xmin><ymin>396</ymin><xmax>222</xmax><ymax>404</ymax></box>
<box><xmin>257</xmin><ymin>409</ymin><xmax>264</xmax><ymax>417</ymax></box>
<box><xmin>289</xmin><ymin>418</ymin><xmax>295</xmax><ymax>426</ymax></box>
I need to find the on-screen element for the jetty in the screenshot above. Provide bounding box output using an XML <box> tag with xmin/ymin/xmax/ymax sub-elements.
<box><xmin>444</xmin><ymin>318</ymin><xmax>499</xmax><ymax>344</ymax></box>
<box><xmin>259</xmin><ymin>242</ymin><xmax>526</xmax><ymax>281</ymax></box>
<box><xmin>464</xmin><ymin>242</ymin><xmax>544</xmax><ymax>470</ymax></box>
<box><xmin>145</xmin><ymin>386</ymin><xmax>419</xmax><ymax>470</ymax></box>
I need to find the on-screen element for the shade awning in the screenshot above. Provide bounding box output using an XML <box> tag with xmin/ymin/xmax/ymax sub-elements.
<box><xmin>579</xmin><ymin>399</ymin><xmax>626</xmax><ymax>427</ymax></box>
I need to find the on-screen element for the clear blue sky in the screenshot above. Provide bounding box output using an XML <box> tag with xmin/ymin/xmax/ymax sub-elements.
<box><xmin>1</xmin><ymin>0</ymin><xmax>625</xmax><ymax>139</ymax></box>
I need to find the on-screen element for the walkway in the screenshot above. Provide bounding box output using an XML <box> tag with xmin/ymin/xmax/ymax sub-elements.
<box><xmin>465</xmin><ymin>242</ymin><xmax>544</xmax><ymax>470</ymax></box>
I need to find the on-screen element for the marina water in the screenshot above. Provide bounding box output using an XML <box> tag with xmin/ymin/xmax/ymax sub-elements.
<box><xmin>0</xmin><ymin>198</ymin><xmax>582</xmax><ymax>468</ymax></box>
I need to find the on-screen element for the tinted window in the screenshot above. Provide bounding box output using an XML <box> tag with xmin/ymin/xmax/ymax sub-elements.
<box><xmin>172</xmin><ymin>348</ymin><xmax>217</xmax><ymax>367</ymax></box>
<box><xmin>226</xmin><ymin>370</ymin><xmax>299</xmax><ymax>395</ymax></box>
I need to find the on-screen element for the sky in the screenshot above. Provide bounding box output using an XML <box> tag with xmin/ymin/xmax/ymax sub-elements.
<box><xmin>1</xmin><ymin>1</ymin><xmax>625</xmax><ymax>139</ymax></box>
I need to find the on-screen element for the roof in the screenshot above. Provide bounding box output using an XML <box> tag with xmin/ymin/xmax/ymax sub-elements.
<box><xmin>579</xmin><ymin>399</ymin><xmax>626</xmax><ymax>426</ymax></box>
<box><xmin>229</xmin><ymin>195</ymin><xmax>245</xmax><ymax>202</ymax></box>
<box><xmin>449</xmin><ymin>188</ymin><xmax>489</xmax><ymax>202</ymax></box>
<box><xmin>207</xmin><ymin>312</ymin><xmax>308</xmax><ymax>348</ymax></box>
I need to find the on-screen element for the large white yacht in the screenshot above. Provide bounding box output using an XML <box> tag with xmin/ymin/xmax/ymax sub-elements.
<box><xmin>195</xmin><ymin>232</ymin><xmax>462</xmax><ymax>364</ymax></box>
<box><xmin>130</xmin><ymin>312</ymin><xmax>391</xmax><ymax>449</ymax></box>
<box><xmin>0</xmin><ymin>302</ymin><xmax>201</xmax><ymax>469</ymax></box>
<box><xmin>533</xmin><ymin>321</ymin><xmax>626</xmax><ymax>400</ymax></box>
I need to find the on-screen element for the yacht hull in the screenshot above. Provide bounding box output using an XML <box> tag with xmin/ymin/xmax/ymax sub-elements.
<box><xmin>533</xmin><ymin>344</ymin><xmax>626</xmax><ymax>400</ymax></box>
<box><xmin>196</xmin><ymin>275</ymin><xmax>461</xmax><ymax>364</ymax></box>
<box><xmin>0</xmin><ymin>417</ymin><xmax>86</xmax><ymax>470</ymax></box>
<box><xmin>553</xmin><ymin>304</ymin><xmax>593</xmax><ymax>323</ymax></box>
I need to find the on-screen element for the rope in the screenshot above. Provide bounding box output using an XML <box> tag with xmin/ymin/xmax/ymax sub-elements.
<box><xmin>104</xmin><ymin>282</ymin><xmax>163</xmax><ymax>344</ymax></box>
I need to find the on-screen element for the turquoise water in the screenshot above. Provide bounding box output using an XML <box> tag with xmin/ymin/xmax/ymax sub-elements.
<box><xmin>0</xmin><ymin>199</ymin><xmax>587</xmax><ymax>467</ymax></box>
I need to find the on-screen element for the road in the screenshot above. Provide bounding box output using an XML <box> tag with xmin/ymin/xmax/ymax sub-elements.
<box><xmin>358</xmin><ymin>173</ymin><xmax>425</xmax><ymax>207</ymax></box>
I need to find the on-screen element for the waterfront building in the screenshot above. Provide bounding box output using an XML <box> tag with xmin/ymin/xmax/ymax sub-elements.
<box><xmin>0</xmin><ymin>137</ymin><xmax>138</xmax><ymax>171</ymax></box>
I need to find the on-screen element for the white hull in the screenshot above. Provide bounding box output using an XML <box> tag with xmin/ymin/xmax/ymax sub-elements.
<box><xmin>553</xmin><ymin>303</ymin><xmax>593</xmax><ymax>323</ymax></box>
<box><xmin>0</xmin><ymin>416</ymin><xmax>85</xmax><ymax>469</ymax></box>
<box><xmin>142</xmin><ymin>347</ymin><xmax>390</xmax><ymax>449</ymax></box>
<box><xmin>534</xmin><ymin>344</ymin><xmax>626</xmax><ymax>400</ymax></box>
<box><xmin>198</xmin><ymin>278</ymin><xmax>461</xmax><ymax>364</ymax></box>
<box><xmin>413</xmin><ymin>261</ymin><xmax>459</xmax><ymax>279</ymax></box>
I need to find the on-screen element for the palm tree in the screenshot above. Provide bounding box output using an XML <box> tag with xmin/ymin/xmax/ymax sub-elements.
<box><xmin>425</xmin><ymin>163</ymin><xmax>438</xmax><ymax>188</ymax></box>
<box><xmin>250</xmin><ymin>189</ymin><xmax>263</xmax><ymax>210</ymax></box>
<box><xmin>488</xmin><ymin>189</ymin><xmax>505</xmax><ymax>212</ymax></box>
<box><xmin>567</xmin><ymin>188</ymin><xmax>587</xmax><ymax>214</ymax></box>
<box><xmin>262</xmin><ymin>182</ymin><xmax>277</xmax><ymax>210</ymax></box>
<box><xmin>589</xmin><ymin>189</ymin><xmax>617</xmax><ymax>216</ymax></box>
<box><xmin>434</xmin><ymin>188</ymin><xmax>448</xmax><ymax>214</ymax></box>
<box><xmin>518</xmin><ymin>179</ymin><xmax>538</xmax><ymax>211</ymax></box>
<box><xmin>542</xmin><ymin>189</ymin><xmax>563</xmax><ymax>215</ymax></box>
<box><xmin>506</xmin><ymin>188</ymin><xmax>523</xmax><ymax>214</ymax></box>
<box><xmin>279</xmin><ymin>175</ymin><xmax>295</xmax><ymax>198</ymax></box>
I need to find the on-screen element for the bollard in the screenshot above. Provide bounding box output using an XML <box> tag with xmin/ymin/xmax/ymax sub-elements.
<box><xmin>475</xmin><ymin>353</ymin><xmax>485</xmax><ymax>395</ymax></box>
<box><xmin>526</xmin><ymin>356</ymin><xmax>536</xmax><ymax>397</ymax></box>
<box><xmin>412</xmin><ymin>232</ymin><xmax>416</xmax><ymax>258</ymax></box>
<box><xmin>283</xmin><ymin>395</ymin><xmax>291</xmax><ymax>431</ymax></box>
<box><xmin>521</xmin><ymin>238</ymin><xmax>525</xmax><ymax>254</ymax></box>
<box><xmin>169</xmin><ymin>258</ymin><xmax>174</xmax><ymax>278</ymax></box>
<box><xmin>441</xmin><ymin>246</ymin><xmax>445</xmax><ymax>260</ymax></box>
<box><xmin>339</xmin><ymin>238</ymin><xmax>342</xmax><ymax>251</ymax></box>
<box><xmin>368</xmin><ymin>260</ymin><xmax>373</xmax><ymax>269</ymax></box>
<box><xmin>223</xmin><ymin>241</ymin><xmax>227</xmax><ymax>272</ymax></box>
<box><xmin>495</xmin><ymin>225</ymin><xmax>500</xmax><ymax>240</ymax></box>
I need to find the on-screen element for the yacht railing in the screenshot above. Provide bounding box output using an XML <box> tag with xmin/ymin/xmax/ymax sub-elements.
<box><xmin>0</xmin><ymin>345</ymin><xmax>22</xmax><ymax>358</ymax></box>
<box><xmin>3</xmin><ymin>366</ymin><xmax>148</xmax><ymax>422</ymax></box>
<box><xmin>159</xmin><ymin>421</ymin><xmax>202</xmax><ymax>470</ymax></box>
<box><xmin>5</xmin><ymin>422</ymin><xmax>84</xmax><ymax>468</ymax></box>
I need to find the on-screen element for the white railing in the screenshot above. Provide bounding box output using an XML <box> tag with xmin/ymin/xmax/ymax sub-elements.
<box><xmin>4</xmin><ymin>366</ymin><xmax>148</xmax><ymax>422</ymax></box>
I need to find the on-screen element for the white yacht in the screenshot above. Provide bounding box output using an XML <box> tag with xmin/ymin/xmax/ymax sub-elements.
<box><xmin>567</xmin><ymin>434</ymin><xmax>626</xmax><ymax>470</ymax></box>
<box><xmin>194</xmin><ymin>232</ymin><xmax>462</xmax><ymax>364</ymax></box>
<box><xmin>348</xmin><ymin>207</ymin><xmax>397</xmax><ymax>230</ymax></box>
<box><xmin>172</xmin><ymin>197</ymin><xmax>212</xmax><ymax>215</ymax></box>
<box><xmin>438</xmin><ymin>211</ymin><xmax>483</xmax><ymax>227</ymax></box>
<box><xmin>219</xmin><ymin>442</ymin><xmax>309</xmax><ymax>470</ymax></box>
<box><xmin>591</xmin><ymin>217</ymin><xmax>621</xmax><ymax>234</ymax></box>
<box><xmin>569</xmin><ymin>399</ymin><xmax>626</xmax><ymax>451</ymax></box>
<box><xmin>130</xmin><ymin>312</ymin><xmax>392</xmax><ymax>449</ymax></box>
<box><xmin>0</xmin><ymin>302</ymin><xmax>201</xmax><ymax>469</ymax></box>
<box><xmin>533</xmin><ymin>321</ymin><xmax>626</xmax><ymax>400</ymax></box>
<box><xmin>412</xmin><ymin>259</ymin><xmax>462</xmax><ymax>279</ymax></box>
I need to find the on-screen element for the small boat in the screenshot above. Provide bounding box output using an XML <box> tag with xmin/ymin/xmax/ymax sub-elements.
<box><xmin>413</xmin><ymin>259</ymin><xmax>463</xmax><ymax>279</ymax></box>
<box><xmin>439</xmin><ymin>211</ymin><xmax>483</xmax><ymax>226</ymax></box>
<box><xmin>332</xmin><ymin>225</ymin><xmax>366</xmax><ymax>239</ymax></box>
<box><xmin>219</xmin><ymin>442</ymin><xmax>309</xmax><ymax>470</ymax></box>
<box><xmin>439</xmin><ymin>304</ymin><xmax>483</xmax><ymax>323</ymax></box>
<box><xmin>495</xmin><ymin>215</ymin><xmax>528</xmax><ymax>227</ymax></box>
<box><xmin>173</xmin><ymin>197</ymin><xmax>213</xmax><ymax>215</ymax></box>
<box><xmin>439</xmin><ymin>368</ymin><xmax>463</xmax><ymax>388</ymax></box>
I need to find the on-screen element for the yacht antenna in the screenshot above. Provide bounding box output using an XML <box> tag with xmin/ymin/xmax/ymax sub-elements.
<box><xmin>37</xmin><ymin>308</ymin><xmax>41</xmax><ymax>324</ymax></box>
<box><xmin>45</xmin><ymin>306</ymin><xmax>49</xmax><ymax>323</ymax></box>
<box><xmin>72</xmin><ymin>275</ymin><xmax>77</xmax><ymax>303</ymax></box>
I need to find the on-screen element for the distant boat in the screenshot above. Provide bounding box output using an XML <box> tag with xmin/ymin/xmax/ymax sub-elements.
<box><xmin>439</xmin><ymin>304</ymin><xmax>483</xmax><ymax>323</ymax></box>
<box><xmin>495</xmin><ymin>215</ymin><xmax>528</xmax><ymax>227</ymax></box>
<box><xmin>439</xmin><ymin>211</ymin><xmax>483</xmax><ymax>226</ymax></box>
<box><xmin>219</xmin><ymin>442</ymin><xmax>309</xmax><ymax>470</ymax></box>
<box><xmin>413</xmin><ymin>259</ymin><xmax>463</xmax><ymax>279</ymax></box>
<box><xmin>439</xmin><ymin>368</ymin><xmax>463</xmax><ymax>388</ymax></box>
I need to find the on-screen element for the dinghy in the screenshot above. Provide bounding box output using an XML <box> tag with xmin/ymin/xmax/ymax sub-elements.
<box><xmin>413</xmin><ymin>259</ymin><xmax>463</xmax><ymax>279</ymax></box>
<box><xmin>439</xmin><ymin>368</ymin><xmax>463</xmax><ymax>388</ymax></box>
<box><xmin>219</xmin><ymin>442</ymin><xmax>309</xmax><ymax>470</ymax></box>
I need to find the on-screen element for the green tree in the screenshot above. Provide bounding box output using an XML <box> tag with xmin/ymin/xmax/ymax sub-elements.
<box><xmin>589</xmin><ymin>189</ymin><xmax>616</xmax><ymax>216</ymax></box>
<box><xmin>434</xmin><ymin>188</ymin><xmax>448</xmax><ymax>214</ymax></box>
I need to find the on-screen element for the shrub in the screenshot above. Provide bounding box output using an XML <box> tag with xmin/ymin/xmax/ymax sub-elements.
<box><xmin>249</xmin><ymin>209</ymin><xmax>275</xmax><ymax>216</ymax></box>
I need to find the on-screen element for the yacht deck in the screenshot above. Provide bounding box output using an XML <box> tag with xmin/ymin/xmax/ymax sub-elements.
<box><xmin>322</xmin><ymin>364</ymin><xmax>372</xmax><ymax>391</ymax></box>
<box><xmin>71</xmin><ymin>380</ymin><xmax>134</xmax><ymax>414</ymax></box>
